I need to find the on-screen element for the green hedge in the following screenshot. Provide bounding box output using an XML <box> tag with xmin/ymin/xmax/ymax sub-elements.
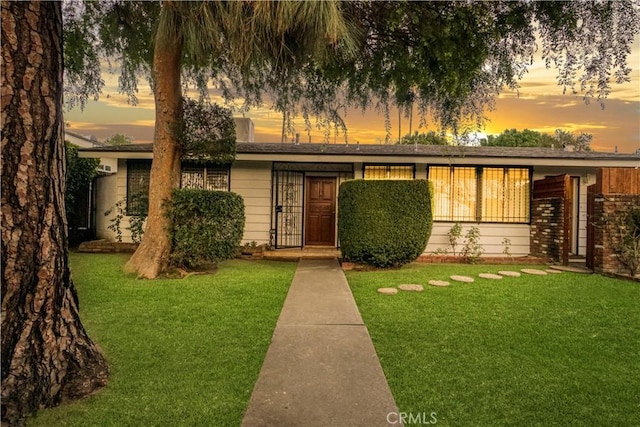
<box><xmin>167</xmin><ymin>189</ymin><xmax>245</xmax><ymax>268</ymax></box>
<box><xmin>338</xmin><ymin>180</ymin><xmax>432</xmax><ymax>268</ymax></box>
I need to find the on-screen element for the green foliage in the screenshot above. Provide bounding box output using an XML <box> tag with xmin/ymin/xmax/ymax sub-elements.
<box><xmin>502</xmin><ymin>237</ymin><xmax>512</xmax><ymax>257</ymax></box>
<box><xmin>104</xmin><ymin>198</ymin><xmax>146</xmax><ymax>243</ymax></box>
<box><xmin>338</xmin><ymin>180</ymin><xmax>432</xmax><ymax>268</ymax></box>
<box><xmin>65</xmin><ymin>141</ymin><xmax>99</xmax><ymax>209</ymax></box>
<box><xmin>554</xmin><ymin>129</ymin><xmax>592</xmax><ymax>152</ymax></box>
<box><xmin>104</xmin><ymin>133</ymin><xmax>134</xmax><ymax>146</ymax></box>
<box><xmin>608</xmin><ymin>205</ymin><xmax>640</xmax><ymax>276</ymax></box>
<box><xmin>483</xmin><ymin>128</ymin><xmax>593</xmax><ymax>151</ymax></box>
<box><xmin>460</xmin><ymin>226</ymin><xmax>484</xmax><ymax>264</ymax></box>
<box><xmin>65</xmin><ymin>141</ymin><xmax>99</xmax><ymax>225</ymax></box>
<box><xmin>484</xmin><ymin>129</ymin><xmax>556</xmax><ymax>148</ymax></box>
<box><xmin>180</xmin><ymin>98</ymin><xmax>236</xmax><ymax>164</ymax></box>
<box><xmin>447</xmin><ymin>222</ymin><xmax>463</xmax><ymax>256</ymax></box>
<box><xmin>62</xmin><ymin>2</ymin><xmax>639</xmax><ymax>135</ymax></box>
<box><xmin>398</xmin><ymin>131</ymin><xmax>449</xmax><ymax>146</ymax></box>
<box><xmin>167</xmin><ymin>189</ymin><xmax>245</xmax><ymax>268</ymax></box>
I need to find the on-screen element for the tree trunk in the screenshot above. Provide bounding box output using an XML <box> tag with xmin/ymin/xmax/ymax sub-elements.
<box><xmin>1</xmin><ymin>2</ymin><xmax>109</xmax><ymax>424</ymax></box>
<box><xmin>124</xmin><ymin>10</ymin><xmax>183</xmax><ymax>279</ymax></box>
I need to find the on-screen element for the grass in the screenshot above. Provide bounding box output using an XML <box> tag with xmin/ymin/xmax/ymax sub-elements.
<box><xmin>346</xmin><ymin>263</ymin><xmax>640</xmax><ymax>426</ymax></box>
<box><xmin>29</xmin><ymin>253</ymin><xmax>297</xmax><ymax>427</ymax></box>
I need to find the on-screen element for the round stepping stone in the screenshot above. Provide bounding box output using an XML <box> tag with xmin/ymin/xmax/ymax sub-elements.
<box><xmin>545</xmin><ymin>269</ymin><xmax>563</xmax><ymax>274</ymax></box>
<box><xmin>429</xmin><ymin>280</ymin><xmax>450</xmax><ymax>287</ymax></box>
<box><xmin>498</xmin><ymin>271</ymin><xmax>521</xmax><ymax>277</ymax></box>
<box><xmin>479</xmin><ymin>273</ymin><xmax>503</xmax><ymax>280</ymax></box>
<box><xmin>377</xmin><ymin>287</ymin><xmax>398</xmax><ymax>295</ymax></box>
<box><xmin>450</xmin><ymin>275</ymin><xmax>474</xmax><ymax>283</ymax></box>
<box><xmin>521</xmin><ymin>268</ymin><xmax>548</xmax><ymax>275</ymax></box>
<box><xmin>398</xmin><ymin>284</ymin><xmax>424</xmax><ymax>292</ymax></box>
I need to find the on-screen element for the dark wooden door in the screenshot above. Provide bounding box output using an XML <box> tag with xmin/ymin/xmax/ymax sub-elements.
<box><xmin>305</xmin><ymin>177</ymin><xmax>336</xmax><ymax>246</ymax></box>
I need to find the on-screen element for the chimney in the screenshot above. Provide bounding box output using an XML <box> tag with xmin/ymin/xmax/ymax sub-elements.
<box><xmin>233</xmin><ymin>118</ymin><xmax>255</xmax><ymax>142</ymax></box>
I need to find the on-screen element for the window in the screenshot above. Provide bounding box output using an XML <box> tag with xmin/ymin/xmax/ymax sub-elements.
<box><xmin>428</xmin><ymin>166</ymin><xmax>530</xmax><ymax>223</ymax></box>
<box><xmin>481</xmin><ymin>168</ymin><xmax>530</xmax><ymax>223</ymax></box>
<box><xmin>126</xmin><ymin>160</ymin><xmax>151</xmax><ymax>215</ymax></box>
<box><xmin>180</xmin><ymin>162</ymin><xmax>229</xmax><ymax>191</ymax></box>
<box><xmin>126</xmin><ymin>160</ymin><xmax>230</xmax><ymax>216</ymax></box>
<box><xmin>363</xmin><ymin>164</ymin><xmax>414</xmax><ymax>180</ymax></box>
<box><xmin>429</xmin><ymin>166</ymin><xmax>477</xmax><ymax>221</ymax></box>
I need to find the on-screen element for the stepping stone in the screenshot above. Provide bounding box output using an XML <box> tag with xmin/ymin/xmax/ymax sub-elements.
<box><xmin>498</xmin><ymin>271</ymin><xmax>521</xmax><ymax>277</ymax></box>
<box><xmin>377</xmin><ymin>287</ymin><xmax>398</xmax><ymax>295</ymax></box>
<box><xmin>521</xmin><ymin>268</ymin><xmax>548</xmax><ymax>275</ymax></box>
<box><xmin>398</xmin><ymin>284</ymin><xmax>424</xmax><ymax>292</ymax></box>
<box><xmin>428</xmin><ymin>280</ymin><xmax>450</xmax><ymax>287</ymax></box>
<box><xmin>545</xmin><ymin>269</ymin><xmax>563</xmax><ymax>274</ymax></box>
<box><xmin>450</xmin><ymin>275</ymin><xmax>474</xmax><ymax>283</ymax></box>
<box><xmin>479</xmin><ymin>273</ymin><xmax>503</xmax><ymax>280</ymax></box>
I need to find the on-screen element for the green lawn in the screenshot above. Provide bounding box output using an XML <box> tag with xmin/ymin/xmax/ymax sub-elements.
<box><xmin>347</xmin><ymin>264</ymin><xmax>640</xmax><ymax>426</ymax></box>
<box><xmin>29</xmin><ymin>253</ymin><xmax>296</xmax><ymax>427</ymax></box>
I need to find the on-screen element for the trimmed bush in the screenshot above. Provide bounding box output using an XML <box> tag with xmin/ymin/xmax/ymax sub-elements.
<box><xmin>167</xmin><ymin>189</ymin><xmax>245</xmax><ymax>268</ymax></box>
<box><xmin>338</xmin><ymin>180</ymin><xmax>433</xmax><ymax>268</ymax></box>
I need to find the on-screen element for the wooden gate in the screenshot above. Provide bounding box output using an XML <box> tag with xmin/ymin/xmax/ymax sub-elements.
<box><xmin>531</xmin><ymin>174</ymin><xmax>571</xmax><ymax>265</ymax></box>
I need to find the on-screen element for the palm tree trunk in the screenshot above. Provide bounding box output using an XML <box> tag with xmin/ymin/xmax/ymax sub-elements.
<box><xmin>124</xmin><ymin>7</ymin><xmax>183</xmax><ymax>279</ymax></box>
<box><xmin>1</xmin><ymin>2</ymin><xmax>109</xmax><ymax>423</ymax></box>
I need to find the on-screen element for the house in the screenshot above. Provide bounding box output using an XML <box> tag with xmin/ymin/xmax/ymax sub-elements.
<box><xmin>79</xmin><ymin>140</ymin><xmax>639</xmax><ymax>261</ymax></box>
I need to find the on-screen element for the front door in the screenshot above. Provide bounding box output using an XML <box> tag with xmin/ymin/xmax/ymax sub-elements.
<box><xmin>305</xmin><ymin>177</ymin><xmax>336</xmax><ymax>246</ymax></box>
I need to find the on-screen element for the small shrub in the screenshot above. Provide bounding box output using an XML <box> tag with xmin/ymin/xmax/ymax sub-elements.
<box><xmin>502</xmin><ymin>237</ymin><xmax>512</xmax><ymax>257</ymax></box>
<box><xmin>167</xmin><ymin>189</ymin><xmax>245</xmax><ymax>268</ymax></box>
<box><xmin>338</xmin><ymin>180</ymin><xmax>432</xmax><ymax>268</ymax></box>
<box><xmin>460</xmin><ymin>226</ymin><xmax>484</xmax><ymax>263</ymax></box>
<box><xmin>447</xmin><ymin>222</ymin><xmax>463</xmax><ymax>256</ymax></box>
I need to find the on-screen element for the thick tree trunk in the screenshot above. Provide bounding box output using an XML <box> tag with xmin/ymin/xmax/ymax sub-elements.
<box><xmin>1</xmin><ymin>2</ymin><xmax>109</xmax><ymax>424</ymax></box>
<box><xmin>124</xmin><ymin>11</ymin><xmax>182</xmax><ymax>279</ymax></box>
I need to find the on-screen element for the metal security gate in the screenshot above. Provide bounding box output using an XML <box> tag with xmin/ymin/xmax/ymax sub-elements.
<box><xmin>272</xmin><ymin>170</ymin><xmax>305</xmax><ymax>248</ymax></box>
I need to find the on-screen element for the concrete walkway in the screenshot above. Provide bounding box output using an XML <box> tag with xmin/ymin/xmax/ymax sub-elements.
<box><xmin>242</xmin><ymin>259</ymin><xmax>399</xmax><ymax>427</ymax></box>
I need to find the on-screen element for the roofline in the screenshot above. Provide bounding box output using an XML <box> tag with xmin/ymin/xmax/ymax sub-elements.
<box><xmin>78</xmin><ymin>142</ymin><xmax>640</xmax><ymax>168</ymax></box>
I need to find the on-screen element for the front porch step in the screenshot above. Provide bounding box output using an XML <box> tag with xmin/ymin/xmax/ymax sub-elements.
<box><xmin>262</xmin><ymin>248</ymin><xmax>341</xmax><ymax>261</ymax></box>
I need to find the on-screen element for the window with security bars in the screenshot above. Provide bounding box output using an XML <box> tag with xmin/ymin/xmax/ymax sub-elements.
<box><xmin>481</xmin><ymin>168</ymin><xmax>530</xmax><ymax>222</ymax></box>
<box><xmin>429</xmin><ymin>166</ymin><xmax>477</xmax><ymax>221</ymax></box>
<box><xmin>126</xmin><ymin>160</ymin><xmax>151</xmax><ymax>215</ymax></box>
<box><xmin>180</xmin><ymin>163</ymin><xmax>229</xmax><ymax>191</ymax></box>
<box><xmin>363</xmin><ymin>164</ymin><xmax>415</xmax><ymax>180</ymax></box>
<box><xmin>428</xmin><ymin>166</ymin><xmax>530</xmax><ymax>223</ymax></box>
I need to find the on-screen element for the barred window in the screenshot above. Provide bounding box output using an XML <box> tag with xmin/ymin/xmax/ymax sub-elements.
<box><xmin>481</xmin><ymin>168</ymin><xmax>530</xmax><ymax>222</ymax></box>
<box><xmin>428</xmin><ymin>166</ymin><xmax>530</xmax><ymax>223</ymax></box>
<box><xmin>429</xmin><ymin>166</ymin><xmax>477</xmax><ymax>221</ymax></box>
<box><xmin>126</xmin><ymin>160</ymin><xmax>151</xmax><ymax>215</ymax></box>
<box><xmin>180</xmin><ymin>162</ymin><xmax>229</xmax><ymax>191</ymax></box>
<box><xmin>363</xmin><ymin>164</ymin><xmax>414</xmax><ymax>180</ymax></box>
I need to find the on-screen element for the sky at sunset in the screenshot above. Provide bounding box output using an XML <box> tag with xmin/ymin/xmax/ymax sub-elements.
<box><xmin>65</xmin><ymin>38</ymin><xmax>640</xmax><ymax>154</ymax></box>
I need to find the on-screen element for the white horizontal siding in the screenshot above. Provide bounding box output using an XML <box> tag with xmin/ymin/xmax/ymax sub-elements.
<box><xmin>97</xmin><ymin>159</ymin><xmax>146</xmax><ymax>243</ymax></box>
<box><xmin>230</xmin><ymin>161</ymin><xmax>272</xmax><ymax>245</ymax></box>
<box><xmin>424</xmin><ymin>222</ymin><xmax>531</xmax><ymax>257</ymax></box>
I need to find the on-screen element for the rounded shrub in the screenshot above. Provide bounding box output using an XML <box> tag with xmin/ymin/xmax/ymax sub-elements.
<box><xmin>338</xmin><ymin>180</ymin><xmax>432</xmax><ymax>268</ymax></box>
<box><xmin>167</xmin><ymin>189</ymin><xmax>245</xmax><ymax>268</ymax></box>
